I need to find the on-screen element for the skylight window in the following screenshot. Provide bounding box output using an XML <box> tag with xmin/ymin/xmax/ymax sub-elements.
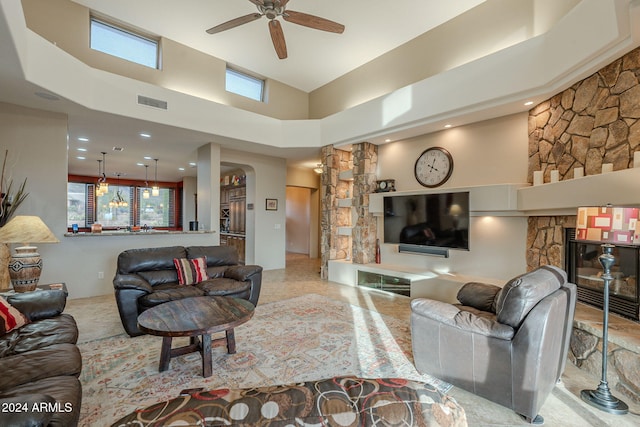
<box><xmin>226</xmin><ymin>68</ymin><xmax>265</xmax><ymax>102</ymax></box>
<box><xmin>90</xmin><ymin>17</ymin><xmax>159</xmax><ymax>69</ymax></box>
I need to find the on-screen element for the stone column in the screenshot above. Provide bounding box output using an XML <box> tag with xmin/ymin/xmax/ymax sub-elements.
<box><xmin>352</xmin><ymin>142</ymin><xmax>377</xmax><ymax>264</ymax></box>
<box><xmin>320</xmin><ymin>146</ymin><xmax>352</xmax><ymax>278</ymax></box>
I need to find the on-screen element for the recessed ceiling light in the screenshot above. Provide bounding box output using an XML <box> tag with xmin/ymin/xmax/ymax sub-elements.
<box><xmin>178</xmin><ymin>167</ymin><xmax>185</xmax><ymax>171</ymax></box>
<box><xmin>76</xmin><ymin>148</ymin><xmax>87</xmax><ymax>152</ymax></box>
<box><xmin>384</xmin><ymin>139</ymin><xmax>391</xmax><ymax>143</ymax></box>
<box><xmin>136</xmin><ymin>162</ymin><xmax>144</xmax><ymax>166</ymax></box>
<box><xmin>77</xmin><ymin>137</ymin><xmax>89</xmax><ymax>142</ymax></box>
<box><xmin>76</xmin><ymin>156</ymin><xmax>86</xmax><ymax>160</ymax></box>
<box><xmin>144</xmin><ymin>156</ymin><xmax>153</xmax><ymax>160</ymax></box>
<box><xmin>444</xmin><ymin>124</ymin><xmax>452</xmax><ymax>128</ymax></box>
<box><xmin>139</xmin><ymin>133</ymin><xmax>151</xmax><ymax>138</ymax></box>
<box><xmin>524</xmin><ymin>101</ymin><xmax>534</xmax><ymax>106</ymax></box>
<box><xmin>189</xmin><ymin>162</ymin><xmax>197</xmax><ymax>167</ymax></box>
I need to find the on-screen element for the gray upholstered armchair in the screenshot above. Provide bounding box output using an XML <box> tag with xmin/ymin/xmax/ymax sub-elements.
<box><xmin>410</xmin><ymin>266</ymin><xmax>576</xmax><ymax>424</ymax></box>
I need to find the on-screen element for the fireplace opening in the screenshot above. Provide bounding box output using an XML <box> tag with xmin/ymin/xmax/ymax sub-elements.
<box><xmin>566</xmin><ymin>228</ymin><xmax>640</xmax><ymax>321</ymax></box>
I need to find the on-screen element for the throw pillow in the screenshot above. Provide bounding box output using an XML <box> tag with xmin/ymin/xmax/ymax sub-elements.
<box><xmin>0</xmin><ymin>296</ymin><xmax>29</xmax><ymax>334</ymax></box>
<box><xmin>174</xmin><ymin>257</ymin><xmax>209</xmax><ymax>285</ymax></box>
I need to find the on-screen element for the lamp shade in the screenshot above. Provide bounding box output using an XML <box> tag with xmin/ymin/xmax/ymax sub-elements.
<box><xmin>0</xmin><ymin>216</ymin><xmax>59</xmax><ymax>244</ymax></box>
<box><xmin>576</xmin><ymin>206</ymin><xmax>640</xmax><ymax>245</ymax></box>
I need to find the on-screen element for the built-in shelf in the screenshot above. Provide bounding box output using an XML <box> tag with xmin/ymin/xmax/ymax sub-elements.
<box><xmin>369</xmin><ymin>183</ymin><xmax>526</xmax><ymax>217</ymax></box>
<box><xmin>517</xmin><ymin>168</ymin><xmax>640</xmax><ymax>215</ymax></box>
<box><xmin>338</xmin><ymin>169</ymin><xmax>354</xmax><ymax>181</ymax></box>
<box><xmin>338</xmin><ymin>198</ymin><xmax>353</xmax><ymax>208</ymax></box>
<box><xmin>337</xmin><ymin>226</ymin><xmax>353</xmax><ymax>236</ymax></box>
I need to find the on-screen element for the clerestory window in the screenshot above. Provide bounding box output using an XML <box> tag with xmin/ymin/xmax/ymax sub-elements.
<box><xmin>225</xmin><ymin>67</ymin><xmax>265</xmax><ymax>102</ymax></box>
<box><xmin>90</xmin><ymin>17</ymin><xmax>160</xmax><ymax>69</ymax></box>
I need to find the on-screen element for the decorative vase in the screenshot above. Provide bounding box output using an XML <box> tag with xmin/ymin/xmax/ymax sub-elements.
<box><xmin>8</xmin><ymin>246</ymin><xmax>42</xmax><ymax>292</ymax></box>
<box><xmin>375</xmin><ymin>239</ymin><xmax>381</xmax><ymax>264</ymax></box>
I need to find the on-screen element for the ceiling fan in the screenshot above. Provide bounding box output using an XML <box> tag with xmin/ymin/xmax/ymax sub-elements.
<box><xmin>206</xmin><ymin>0</ymin><xmax>345</xmax><ymax>59</ymax></box>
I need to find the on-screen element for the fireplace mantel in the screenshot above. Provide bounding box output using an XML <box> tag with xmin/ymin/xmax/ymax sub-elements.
<box><xmin>518</xmin><ymin>168</ymin><xmax>640</xmax><ymax>216</ymax></box>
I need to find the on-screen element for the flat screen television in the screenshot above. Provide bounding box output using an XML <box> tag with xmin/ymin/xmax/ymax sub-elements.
<box><xmin>383</xmin><ymin>192</ymin><xmax>470</xmax><ymax>251</ymax></box>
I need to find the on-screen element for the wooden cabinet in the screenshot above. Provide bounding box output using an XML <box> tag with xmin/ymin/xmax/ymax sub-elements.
<box><xmin>220</xmin><ymin>183</ymin><xmax>246</xmax><ymax>264</ymax></box>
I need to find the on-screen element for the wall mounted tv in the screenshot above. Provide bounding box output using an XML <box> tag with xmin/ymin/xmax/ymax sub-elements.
<box><xmin>383</xmin><ymin>192</ymin><xmax>470</xmax><ymax>252</ymax></box>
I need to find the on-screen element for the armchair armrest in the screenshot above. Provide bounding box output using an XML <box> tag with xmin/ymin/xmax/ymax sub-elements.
<box><xmin>0</xmin><ymin>394</ymin><xmax>56</xmax><ymax>426</ymax></box>
<box><xmin>113</xmin><ymin>274</ymin><xmax>153</xmax><ymax>293</ymax></box>
<box><xmin>224</xmin><ymin>265</ymin><xmax>263</xmax><ymax>282</ymax></box>
<box><xmin>7</xmin><ymin>289</ymin><xmax>67</xmax><ymax>321</ymax></box>
<box><xmin>411</xmin><ymin>298</ymin><xmax>514</xmax><ymax>340</ymax></box>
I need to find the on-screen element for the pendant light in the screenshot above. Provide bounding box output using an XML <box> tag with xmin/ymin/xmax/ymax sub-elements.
<box><xmin>99</xmin><ymin>152</ymin><xmax>109</xmax><ymax>195</ymax></box>
<box><xmin>152</xmin><ymin>158</ymin><xmax>160</xmax><ymax>197</ymax></box>
<box><xmin>96</xmin><ymin>159</ymin><xmax>104</xmax><ymax>196</ymax></box>
<box><xmin>142</xmin><ymin>165</ymin><xmax>150</xmax><ymax>199</ymax></box>
<box><xmin>108</xmin><ymin>173</ymin><xmax>128</xmax><ymax>208</ymax></box>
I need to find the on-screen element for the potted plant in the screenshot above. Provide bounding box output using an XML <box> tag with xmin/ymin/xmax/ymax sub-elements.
<box><xmin>0</xmin><ymin>150</ymin><xmax>28</xmax><ymax>290</ymax></box>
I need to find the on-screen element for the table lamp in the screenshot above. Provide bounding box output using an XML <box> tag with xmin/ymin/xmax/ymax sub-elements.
<box><xmin>0</xmin><ymin>215</ymin><xmax>59</xmax><ymax>292</ymax></box>
<box><xmin>575</xmin><ymin>205</ymin><xmax>639</xmax><ymax>415</ymax></box>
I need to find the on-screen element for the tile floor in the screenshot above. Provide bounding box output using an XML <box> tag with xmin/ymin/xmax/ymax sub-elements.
<box><xmin>66</xmin><ymin>254</ymin><xmax>640</xmax><ymax>426</ymax></box>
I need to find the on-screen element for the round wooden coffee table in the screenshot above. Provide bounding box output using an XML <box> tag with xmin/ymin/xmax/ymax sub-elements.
<box><xmin>137</xmin><ymin>296</ymin><xmax>255</xmax><ymax>378</ymax></box>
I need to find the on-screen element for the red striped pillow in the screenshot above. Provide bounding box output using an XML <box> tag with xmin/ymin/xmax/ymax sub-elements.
<box><xmin>174</xmin><ymin>257</ymin><xmax>208</xmax><ymax>285</ymax></box>
<box><xmin>0</xmin><ymin>296</ymin><xmax>29</xmax><ymax>334</ymax></box>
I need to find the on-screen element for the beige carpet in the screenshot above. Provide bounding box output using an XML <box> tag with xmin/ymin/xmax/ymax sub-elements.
<box><xmin>78</xmin><ymin>294</ymin><xmax>451</xmax><ymax>426</ymax></box>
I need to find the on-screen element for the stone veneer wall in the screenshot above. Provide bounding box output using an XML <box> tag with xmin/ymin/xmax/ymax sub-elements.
<box><xmin>527</xmin><ymin>46</ymin><xmax>640</xmax><ymax>408</ymax></box>
<box><xmin>351</xmin><ymin>143</ymin><xmax>378</xmax><ymax>264</ymax></box>
<box><xmin>528</xmin><ymin>46</ymin><xmax>640</xmax><ymax>183</ymax></box>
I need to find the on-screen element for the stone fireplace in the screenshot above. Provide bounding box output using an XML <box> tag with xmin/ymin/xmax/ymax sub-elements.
<box><xmin>526</xmin><ymin>216</ymin><xmax>640</xmax><ymax>322</ymax></box>
<box><xmin>566</xmin><ymin>228</ymin><xmax>640</xmax><ymax>321</ymax></box>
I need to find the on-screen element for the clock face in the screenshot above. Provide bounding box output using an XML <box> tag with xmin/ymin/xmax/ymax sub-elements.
<box><xmin>379</xmin><ymin>181</ymin><xmax>387</xmax><ymax>189</ymax></box>
<box><xmin>414</xmin><ymin>147</ymin><xmax>453</xmax><ymax>187</ymax></box>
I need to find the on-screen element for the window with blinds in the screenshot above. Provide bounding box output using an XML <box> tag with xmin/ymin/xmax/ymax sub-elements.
<box><xmin>67</xmin><ymin>181</ymin><xmax>178</xmax><ymax>230</ymax></box>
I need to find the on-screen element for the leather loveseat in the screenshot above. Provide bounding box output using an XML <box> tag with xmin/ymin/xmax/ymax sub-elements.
<box><xmin>411</xmin><ymin>266</ymin><xmax>576</xmax><ymax>424</ymax></box>
<box><xmin>113</xmin><ymin>245</ymin><xmax>262</xmax><ymax>337</ymax></box>
<box><xmin>0</xmin><ymin>289</ymin><xmax>82</xmax><ymax>427</ymax></box>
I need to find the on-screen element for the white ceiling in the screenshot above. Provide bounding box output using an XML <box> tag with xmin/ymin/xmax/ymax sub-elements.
<box><xmin>72</xmin><ymin>0</ymin><xmax>485</xmax><ymax>92</ymax></box>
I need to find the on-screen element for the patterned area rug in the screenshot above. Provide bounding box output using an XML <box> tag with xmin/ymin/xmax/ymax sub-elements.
<box><xmin>78</xmin><ymin>294</ymin><xmax>451</xmax><ymax>426</ymax></box>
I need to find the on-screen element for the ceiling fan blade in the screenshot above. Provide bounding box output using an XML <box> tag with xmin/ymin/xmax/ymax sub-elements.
<box><xmin>206</xmin><ymin>13</ymin><xmax>262</xmax><ymax>34</ymax></box>
<box><xmin>283</xmin><ymin>10</ymin><xmax>344</xmax><ymax>34</ymax></box>
<box><xmin>278</xmin><ymin>0</ymin><xmax>290</xmax><ymax>8</ymax></box>
<box><xmin>268</xmin><ymin>20</ymin><xmax>287</xmax><ymax>59</ymax></box>
<box><xmin>248</xmin><ymin>0</ymin><xmax>265</xmax><ymax>6</ymax></box>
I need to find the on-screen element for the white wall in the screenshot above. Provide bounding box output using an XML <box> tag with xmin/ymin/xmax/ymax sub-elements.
<box><xmin>373</xmin><ymin>113</ymin><xmax>530</xmax><ymax>281</ymax></box>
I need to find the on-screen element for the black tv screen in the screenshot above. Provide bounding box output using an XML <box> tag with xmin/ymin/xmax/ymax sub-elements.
<box><xmin>383</xmin><ymin>192</ymin><xmax>470</xmax><ymax>250</ymax></box>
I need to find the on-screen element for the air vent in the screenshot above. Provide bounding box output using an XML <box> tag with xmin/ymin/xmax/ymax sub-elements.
<box><xmin>137</xmin><ymin>95</ymin><xmax>168</xmax><ymax>110</ymax></box>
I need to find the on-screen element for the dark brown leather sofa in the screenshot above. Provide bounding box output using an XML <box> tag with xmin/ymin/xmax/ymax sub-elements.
<box><xmin>411</xmin><ymin>266</ymin><xmax>576</xmax><ymax>424</ymax></box>
<box><xmin>113</xmin><ymin>245</ymin><xmax>263</xmax><ymax>337</ymax></box>
<box><xmin>0</xmin><ymin>289</ymin><xmax>82</xmax><ymax>427</ymax></box>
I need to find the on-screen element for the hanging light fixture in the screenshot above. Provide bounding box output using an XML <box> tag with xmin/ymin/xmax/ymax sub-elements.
<box><xmin>152</xmin><ymin>158</ymin><xmax>160</xmax><ymax>196</ymax></box>
<box><xmin>108</xmin><ymin>173</ymin><xmax>128</xmax><ymax>208</ymax></box>
<box><xmin>142</xmin><ymin>165</ymin><xmax>150</xmax><ymax>199</ymax></box>
<box><xmin>97</xmin><ymin>152</ymin><xmax>109</xmax><ymax>195</ymax></box>
<box><xmin>95</xmin><ymin>159</ymin><xmax>105</xmax><ymax>196</ymax></box>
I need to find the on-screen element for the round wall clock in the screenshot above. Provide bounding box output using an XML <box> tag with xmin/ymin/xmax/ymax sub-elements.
<box><xmin>414</xmin><ymin>147</ymin><xmax>454</xmax><ymax>188</ymax></box>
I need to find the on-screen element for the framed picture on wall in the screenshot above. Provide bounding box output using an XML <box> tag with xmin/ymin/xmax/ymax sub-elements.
<box><xmin>266</xmin><ymin>198</ymin><xmax>278</xmax><ymax>211</ymax></box>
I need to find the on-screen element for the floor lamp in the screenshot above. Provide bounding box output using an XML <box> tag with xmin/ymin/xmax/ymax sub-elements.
<box><xmin>575</xmin><ymin>206</ymin><xmax>637</xmax><ymax>415</ymax></box>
